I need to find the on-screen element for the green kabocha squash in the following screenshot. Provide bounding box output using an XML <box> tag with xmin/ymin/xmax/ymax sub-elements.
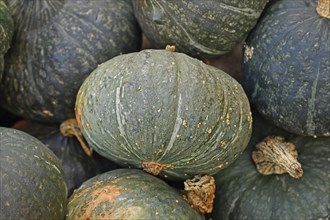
<box><xmin>208</xmin><ymin>112</ymin><xmax>330</xmax><ymax>220</ymax></box>
<box><xmin>75</xmin><ymin>48</ymin><xmax>252</xmax><ymax>180</ymax></box>
<box><xmin>0</xmin><ymin>0</ymin><xmax>14</xmax><ymax>78</ymax></box>
<box><xmin>0</xmin><ymin>127</ymin><xmax>68</xmax><ymax>220</ymax></box>
<box><xmin>133</xmin><ymin>0</ymin><xmax>269</xmax><ymax>59</ymax></box>
<box><xmin>66</xmin><ymin>168</ymin><xmax>205</xmax><ymax>219</ymax></box>
<box><xmin>17</xmin><ymin>119</ymin><xmax>120</xmax><ymax>196</ymax></box>
<box><xmin>242</xmin><ymin>0</ymin><xmax>330</xmax><ymax>137</ymax></box>
<box><xmin>0</xmin><ymin>0</ymin><xmax>141</xmax><ymax>123</ymax></box>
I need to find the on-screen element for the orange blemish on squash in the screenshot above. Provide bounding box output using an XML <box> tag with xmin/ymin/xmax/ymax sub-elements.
<box><xmin>75</xmin><ymin>108</ymin><xmax>82</xmax><ymax>129</ymax></box>
<box><xmin>69</xmin><ymin>181</ymin><xmax>104</xmax><ymax>205</ymax></box>
<box><xmin>82</xmin><ymin>185</ymin><xmax>121</xmax><ymax>220</ymax></box>
<box><xmin>71</xmin><ymin>182</ymin><xmax>122</xmax><ymax>220</ymax></box>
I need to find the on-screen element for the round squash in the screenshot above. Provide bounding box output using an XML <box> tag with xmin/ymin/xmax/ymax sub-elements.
<box><xmin>75</xmin><ymin>48</ymin><xmax>252</xmax><ymax>180</ymax></box>
<box><xmin>133</xmin><ymin>0</ymin><xmax>268</xmax><ymax>59</ymax></box>
<box><xmin>66</xmin><ymin>168</ymin><xmax>205</xmax><ymax>219</ymax></box>
<box><xmin>208</xmin><ymin>112</ymin><xmax>330</xmax><ymax>220</ymax></box>
<box><xmin>17</xmin><ymin>120</ymin><xmax>120</xmax><ymax>196</ymax></box>
<box><xmin>0</xmin><ymin>0</ymin><xmax>14</xmax><ymax>78</ymax></box>
<box><xmin>0</xmin><ymin>0</ymin><xmax>141</xmax><ymax>122</ymax></box>
<box><xmin>0</xmin><ymin>127</ymin><xmax>68</xmax><ymax>220</ymax></box>
<box><xmin>242</xmin><ymin>0</ymin><xmax>330</xmax><ymax>137</ymax></box>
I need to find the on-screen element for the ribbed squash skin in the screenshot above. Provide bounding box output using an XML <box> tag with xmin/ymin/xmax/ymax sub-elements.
<box><xmin>0</xmin><ymin>0</ymin><xmax>141</xmax><ymax>122</ymax></box>
<box><xmin>19</xmin><ymin>122</ymin><xmax>119</xmax><ymax>196</ymax></box>
<box><xmin>0</xmin><ymin>0</ymin><xmax>14</xmax><ymax>77</ymax></box>
<box><xmin>75</xmin><ymin>49</ymin><xmax>252</xmax><ymax>180</ymax></box>
<box><xmin>209</xmin><ymin>112</ymin><xmax>330</xmax><ymax>220</ymax></box>
<box><xmin>0</xmin><ymin>127</ymin><xmax>68</xmax><ymax>220</ymax></box>
<box><xmin>66</xmin><ymin>168</ymin><xmax>205</xmax><ymax>220</ymax></box>
<box><xmin>133</xmin><ymin>0</ymin><xmax>268</xmax><ymax>59</ymax></box>
<box><xmin>242</xmin><ymin>0</ymin><xmax>330</xmax><ymax>137</ymax></box>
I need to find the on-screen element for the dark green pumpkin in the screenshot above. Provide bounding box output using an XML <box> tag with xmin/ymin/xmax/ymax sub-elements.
<box><xmin>66</xmin><ymin>168</ymin><xmax>205</xmax><ymax>219</ymax></box>
<box><xmin>208</xmin><ymin>112</ymin><xmax>330</xmax><ymax>220</ymax></box>
<box><xmin>242</xmin><ymin>0</ymin><xmax>330</xmax><ymax>137</ymax></box>
<box><xmin>0</xmin><ymin>127</ymin><xmax>68</xmax><ymax>220</ymax></box>
<box><xmin>75</xmin><ymin>49</ymin><xmax>252</xmax><ymax>180</ymax></box>
<box><xmin>0</xmin><ymin>0</ymin><xmax>141</xmax><ymax>122</ymax></box>
<box><xmin>18</xmin><ymin>121</ymin><xmax>119</xmax><ymax>196</ymax></box>
<box><xmin>0</xmin><ymin>0</ymin><xmax>14</xmax><ymax>78</ymax></box>
<box><xmin>133</xmin><ymin>0</ymin><xmax>268</xmax><ymax>59</ymax></box>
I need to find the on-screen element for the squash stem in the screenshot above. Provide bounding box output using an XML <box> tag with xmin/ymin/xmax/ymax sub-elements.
<box><xmin>60</xmin><ymin>118</ymin><xmax>93</xmax><ymax>157</ymax></box>
<box><xmin>317</xmin><ymin>0</ymin><xmax>330</xmax><ymax>19</ymax></box>
<box><xmin>252</xmin><ymin>136</ymin><xmax>303</xmax><ymax>179</ymax></box>
<box><xmin>183</xmin><ymin>175</ymin><xmax>215</xmax><ymax>214</ymax></box>
<box><xmin>165</xmin><ymin>45</ymin><xmax>176</xmax><ymax>52</ymax></box>
<box><xmin>141</xmin><ymin>161</ymin><xmax>173</xmax><ymax>175</ymax></box>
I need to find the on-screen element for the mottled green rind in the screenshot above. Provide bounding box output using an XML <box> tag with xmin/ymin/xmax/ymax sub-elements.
<box><xmin>19</xmin><ymin>122</ymin><xmax>119</xmax><ymax>196</ymax></box>
<box><xmin>133</xmin><ymin>0</ymin><xmax>268</xmax><ymax>59</ymax></box>
<box><xmin>0</xmin><ymin>0</ymin><xmax>14</xmax><ymax>78</ymax></box>
<box><xmin>0</xmin><ymin>127</ymin><xmax>68</xmax><ymax>220</ymax></box>
<box><xmin>209</xmin><ymin>112</ymin><xmax>330</xmax><ymax>220</ymax></box>
<box><xmin>0</xmin><ymin>0</ymin><xmax>141</xmax><ymax>122</ymax></box>
<box><xmin>242</xmin><ymin>0</ymin><xmax>330</xmax><ymax>136</ymax></box>
<box><xmin>75</xmin><ymin>49</ymin><xmax>252</xmax><ymax>180</ymax></box>
<box><xmin>66</xmin><ymin>169</ymin><xmax>205</xmax><ymax>220</ymax></box>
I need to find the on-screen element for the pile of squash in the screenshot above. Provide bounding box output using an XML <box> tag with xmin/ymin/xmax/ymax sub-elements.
<box><xmin>0</xmin><ymin>0</ymin><xmax>329</xmax><ymax>219</ymax></box>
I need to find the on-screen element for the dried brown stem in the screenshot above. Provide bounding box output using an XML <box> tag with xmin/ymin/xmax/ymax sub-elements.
<box><xmin>252</xmin><ymin>136</ymin><xmax>303</xmax><ymax>179</ymax></box>
<box><xmin>317</xmin><ymin>0</ymin><xmax>330</xmax><ymax>19</ymax></box>
<box><xmin>183</xmin><ymin>175</ymin><xmax>215</xmax><ymax>214</ymax></box>
<box><xmin>141</xmin><ymin>161</ymin><xmax>173</xmax><ymax>175</ymax></box>
<box><xmin>60</xmin><ymin>118</ymin><xmax>93</xmax><ymax>157</ymax></box>
<box><xmin>165</xmin><ymin>45</ymin><xmax>176</xmax><ymax>52</ymax></box>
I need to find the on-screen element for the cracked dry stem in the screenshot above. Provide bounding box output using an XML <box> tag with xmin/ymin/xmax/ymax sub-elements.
<box><xmin>252</xmin><ymin>136</ymin><xmax>303</xmax><ymax>179</ymax></box>
<box><xmin>183</xmin><ymin>175</ymin><xmax>215</xmax><ymax>214</ymax></box>
<box><xmin>142</xmin><ymin>161</ymin><xmax>173</xmax><ymax>175</ymax></box>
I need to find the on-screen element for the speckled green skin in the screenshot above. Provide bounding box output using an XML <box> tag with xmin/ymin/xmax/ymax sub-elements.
<box><xmin>0</xmin><ymin>0</ymin><xmax>14</xmax><ymax>79</ymax></box>
<box><xmin>75</xmin><ymin>49</ymin><xmax>252</xmax><ymax>180</ymax></box>
<box><xmin>208</xmin><ymin>112</ymin><xmax>330</xmax><ymax>220</ymax></box>
<box><xmin>0</xmin><ymin>0</ymin><xmax>141</xmax><ymax>123</ymax></box>
<box><xmin>0</xmin><ymin>127</ymin><xmax>68</xmax><ymax>220</ymax></box>
<box><xmin>67</xmin><ymin>168</ymin><xmax>205</xmax><ymax>219</ymax></box>
<box><xmin>242</xmin><ymin>0</ymin><xmax>330</xmax><ymax>137</ymax></box>
<box><xmin>19</xmin><ymin>122</ymin><xmax>119</xmax><ymax>196</ymax></box>
<box><xmin>133</xmin><ymin>0</ymin><xmax>268</xmax><ymax>59</ymax></box>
